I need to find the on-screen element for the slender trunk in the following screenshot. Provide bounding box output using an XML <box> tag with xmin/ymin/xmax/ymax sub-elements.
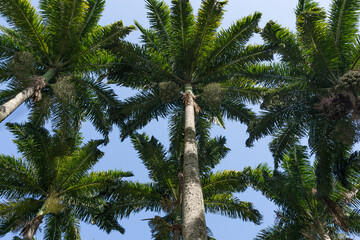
<box><xmin>0</xmin><ymin>69</ymin><xmax>55</xmax><ymax>123</ymax></box>
<box><xmin>173</xmin><ymin>224</ymin><xmax>181</xmax><ymax>240</ymax></box>
<box><xmin>182</xmin><ymin>84</ymin><xmax>207</xmax><ymax>240</ymax></box>
<box><xmin>323</xmin><ymin>232</ymin><xmax>331</xmax><ymax>240</ymax></box>
<box><xmin>21</xmin><ymin>214</ymin><xmax>44</xmax><ymax>240</ymax></box>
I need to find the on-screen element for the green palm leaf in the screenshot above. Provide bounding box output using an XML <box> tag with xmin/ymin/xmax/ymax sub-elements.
<box><xmin>204</xmin><ymin>193</ymin><xmax>261</xmax><ymax>223</ymax></box>
<box><xmin>0</xmin><ymin>0</ymin><xmax>50</xmax><ymax>60</ymax></box>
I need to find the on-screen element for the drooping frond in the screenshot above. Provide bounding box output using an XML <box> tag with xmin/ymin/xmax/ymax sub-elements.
<box><xmin>261</xmin><ymin>21</ymin><xmax>307</xmax><ymax>73</ymax></box>
<box><xmin>204</xmin><ymin>193</ymin><xmax>261</xmax><ymax>224</ymax></box>
<box><xmin>202</xmin><ymin>170</ymin><xmax>249</xmax><ymax>196</ymax></box>
<box><xmin>79</xmin><ymin>0</ymin><xmax>106</xmax><ymax>36</ymax></box>
<box><xmin>0</xmin><ymin>27</ymin><xmax>24</xmax><ymax>61</ymax></box>
<box><xmin>103</xmin><ymin>181</ymin><xmax>164</xmax><ymax>217</ymax></box>
<box><xmin>60</xmin><ymin>170</ymin><xmax>133</xmax><ymax>196</ymax></box>
<box><xmin>119</xmin><ymin>91</ymin><xmax>178</xmax><ymax>140</ymax></box>
<box><xmin>43</xmin><ymin>213</ymin><xmax>62</xmax><ymax>240</ymax></box>
<box><xmin>246</xmin><ymin>100</ymin><xmax>311</xmax><ymax>148</ymax></box>
<box><xmin>198</xmin><ymin>136</ymin><xmax>229</xmax><ymax>175</ymax></box>
<box><xmin>0</xmin><ymin>154</ymin><xmax>44</xmax><ymax>198</ymax></box>
<box><xmin>269</xmin><ymin>121</ymin><xmax>308</xmax><ymax>168</ymax></box>
<box><xmin>0</xmin><ymin>199</ymin><xmax>43</xmax><ymax>237</ymax></box>
<box><xmin>130</xmin><ymin>133</ymin><xmax>178</xmax><ymax>196</ymax></box>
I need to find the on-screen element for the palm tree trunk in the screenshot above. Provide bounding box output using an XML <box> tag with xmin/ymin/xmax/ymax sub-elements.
<box><xmin>182</xmin><ymin>84</ymin><xmax>207</xmax><ymax>240</ymax></box>
<box><xmin>173</xmin><ymin>224</ymin><xmax>181</xmax><ymax>240</ymax></box>
<box><xmin>21</xmin><ymin>214</ymin><xmax>44</xmax><ymax>240</ymax></box>
<box><xmin>0</xmin><ymin>69</ymin><xmax>55</xmax><ymax>123</ymax></box>
<box><xmin>323</xmin><ymin>232</ymin><xmax>331</xmax><ymax>240</ymax></box>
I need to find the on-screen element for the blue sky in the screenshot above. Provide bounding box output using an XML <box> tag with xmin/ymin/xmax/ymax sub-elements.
<box><xmin>3</xmin><ymin>0</ymin><xmax>358</xmax><ymax>239</ymax></box>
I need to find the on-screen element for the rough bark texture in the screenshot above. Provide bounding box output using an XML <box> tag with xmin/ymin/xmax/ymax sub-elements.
<box><xmin>182</xmin><ymin>85</ymin><xmax>207</xmax><ymax>240</ymax></box>
<box><xmin>21</xmin><ymin>214</ymin><xmax>44</xmax><ymax>240</ymax></box>
<box><xmin>0</xmin><ymin>69</ymin><xmax>55</xmax><ymax>123</ymax></box>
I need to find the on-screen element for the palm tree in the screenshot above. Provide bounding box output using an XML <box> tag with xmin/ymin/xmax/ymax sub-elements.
<box><xmin>245</xmin><ymin>0</ymin><xmax>360</xmax><ymax>198</ymax></box>
<box><xmin>107</xmin><ymin>0</ymin><xmax>272</xmax><ymax>238</ymax></box>
<box><xmin>252</xmin><ymin>145</ymin><xmax>360</xmax><ymax>240</ymax></box>
<box><xmin>0</xmin><ymin>122</ymin><xmax>133</xmax><ymax>240</ymax></box>
<box><xmin>0</xmin><ymin>0</ymin><xmax>134</xmax><ymax>135</ymax></box>
<box><xmin>100</xmin><ymin>132</ymin><xmax>263</xmax><ymax>240</ymax></box>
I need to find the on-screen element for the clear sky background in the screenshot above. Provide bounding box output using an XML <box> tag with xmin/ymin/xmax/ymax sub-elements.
<box><xmin>3</xmin><ymin>0</ymin><xmax>359</xmax><ymax>240</ymax></box>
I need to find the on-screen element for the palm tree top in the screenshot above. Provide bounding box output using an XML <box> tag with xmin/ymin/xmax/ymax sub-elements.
<box><xmin>246</xmin><ymin>0</ymin><xmax>360</xmax><ymax>165</ymax></box>
<box><xmin>0</xmin><ymin>0</ymin><xmax>134</xmax><ymax>72</ymax></box>
<box><xmin>253</xmin><ymin>144</ymin><xmax>360</xmax><ymax>239</ymax></box>
<box><xmin>0</xmin><ymin>123</ymin><xmax>134</xmax><ymax>238</ymax></box>
<box><xmin>107</xmin><ymin>0</ymin><xmax>271</xmax><ymax>140</ymax></box>
<box><xmin>0</xmin><ymin>0</ymin><xmax>135</xmax><ymax>135</ymax></box>
<box><xmin>108</xmin><ymin>0</ymin><xmax>272</xmax><ymax>87</ymax></box>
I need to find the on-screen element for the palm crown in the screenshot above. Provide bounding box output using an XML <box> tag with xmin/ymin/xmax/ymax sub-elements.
<box><xmin>244</xmin><ymin>0</ymin><xmax>360</xmax><ymax>199</ymax></box>
<box><xmin>0</xmin><ymin>0</ymin><xmax>134</xmax><ymax>135</ymax></box>
<box><xmin>108</xmin><ymin>0</ymin><xmax>273</xmax><ymax>137</ymax></box>
<box><xmin>253</xmin><ymin>145</ymin><xmax>360</xmax><ymax>240</ymax></box>
<box><xmin>247</xmin><ymin>0</ymin><xmax>360</xmax><ymax>158</ymax></box>
<box><xmin>0</xmin><ymin>123</ymin><xmax>133</xmax><ymax>239</ymax></box>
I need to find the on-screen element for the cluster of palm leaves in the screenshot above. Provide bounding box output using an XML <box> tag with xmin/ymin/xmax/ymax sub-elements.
<box><xmin>1</xmin><ymin>0</ymin><xmax>360</xmax><ymax>239</ymax></box>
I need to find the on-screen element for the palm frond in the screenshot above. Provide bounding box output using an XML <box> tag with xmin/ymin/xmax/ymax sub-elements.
<box><xmin>198</xmin><ymin>12</ymin><xmax>262</xmax><ymax>78</ymax></box>
<box><xmin>119</xmin><ymin>91</ymin><xmax>176</xmax><ymax>140</ymax></box>
<box><xmin>0</xmin><ymin>154</ymin><xmax>44</xmax><ymax>198</ymax></box>
<box><xmin>296</xmin><ymin>2</ymin><xmax>338</xmax><ymax>83</ymax></box>
<box><xmin>261</xmin><ymin>21</ymin><xmax>307</xmax><ymax>72</ymax></box>
<box><xmin>189</xmin><ymin>0</ymin><xmax>227</xmax><ymax>71</ymax></box>
<box><xmin>328</xmin><ymin>0</ymin><xmax>360</xmax><ymax>73</ymax></box>
<box><xmin>170</xmin><ymin>0</ymin><xmax>194</xmax><ymax>76</ymax></box>
<box><xmin>130</xmin><ymin>133</ymin><xmax>178</xmax><ymax>199</ymax></box>
<box><xmin>0</xmin><ymin>199</ymin><xmax>42</xmax><ymax>237</ymax></box>
<box><xmin>39</xmin><ymin>0</ymin><xmax>86</xmax><ymax>59</ymax></box>
<box><xmin>43</xmin><ymin>213</ymin><xmax>62</xmax><ymax>240</ymax></box>
<box><xmin>60</xmin><ymin>170</ymin><xmax>133</xmax><ymax>196</ymax></box>
<box><xmin>55</xmin><ymin>139</ymin><xmax>104</xmax><ymax>191</ymax></box>
<box><xmin>269</xmin><ymin>121</ymin><xmax>308</xmax><ymax>168</ymax></box>
<box><xmin>145</xmin><ymin>0</ymin><xmax>171</xmax><ymax>45</ymax></box>
<box><xmin>198</xmin><ymin>136</ymin><xmax>229</xmax><ymax>175</ymax></box>
<box><xmin>202</xmin><ymin>170</ymin><xmax>249</xmax><ymax>196</ymax></box>
<box><xmin>64</xmin><ymin>21</ymin><xmax>134</xmax><ymax>66</ymax></box>
<box><xmin>0</xmin><ymin>0</ymin><xmax>50</xmax><ymax>61</ymax></box>
<box><xmin>204</xmin><ymin>193</ymin><xmax>261</xmax><ymax>224</ymax></box>
<box><xmin>79</xmin><ymin>0</ymin><xmax>106</xmax><ymax>37</ymax></box>
<box><xmin>246</xmin><ymin>101</ymin><xmax>310</xmax><ymax>147</ymax></box>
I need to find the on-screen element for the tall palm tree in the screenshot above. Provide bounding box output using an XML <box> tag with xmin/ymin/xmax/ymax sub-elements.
<box><xmin>245</xmin><ymin>0</ymin><xmax>360</xmax><ymax>198</ymax></box>
<box><xmin>107</xmin><ymin>0</ymin><xmax>272</xmax><ymax>238</ymax></box>
<box><xmin>252</xmin><ymin>145</ymin><xmax>360</xmax><ymax>240</ymax></box>
<box><xmin>0</xmin><ymin>0</ymin><xmax>134</xmax><ymax>135</ymax></box>
<box><xmin>0</xmin><ymin>123</ymin><xmax>133</xmax><ymax>240</ymax></box>
<box><xmin>100</xmin><ymin>132</ymin><xmax>263</xmax><ymax>240</ymax></box>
